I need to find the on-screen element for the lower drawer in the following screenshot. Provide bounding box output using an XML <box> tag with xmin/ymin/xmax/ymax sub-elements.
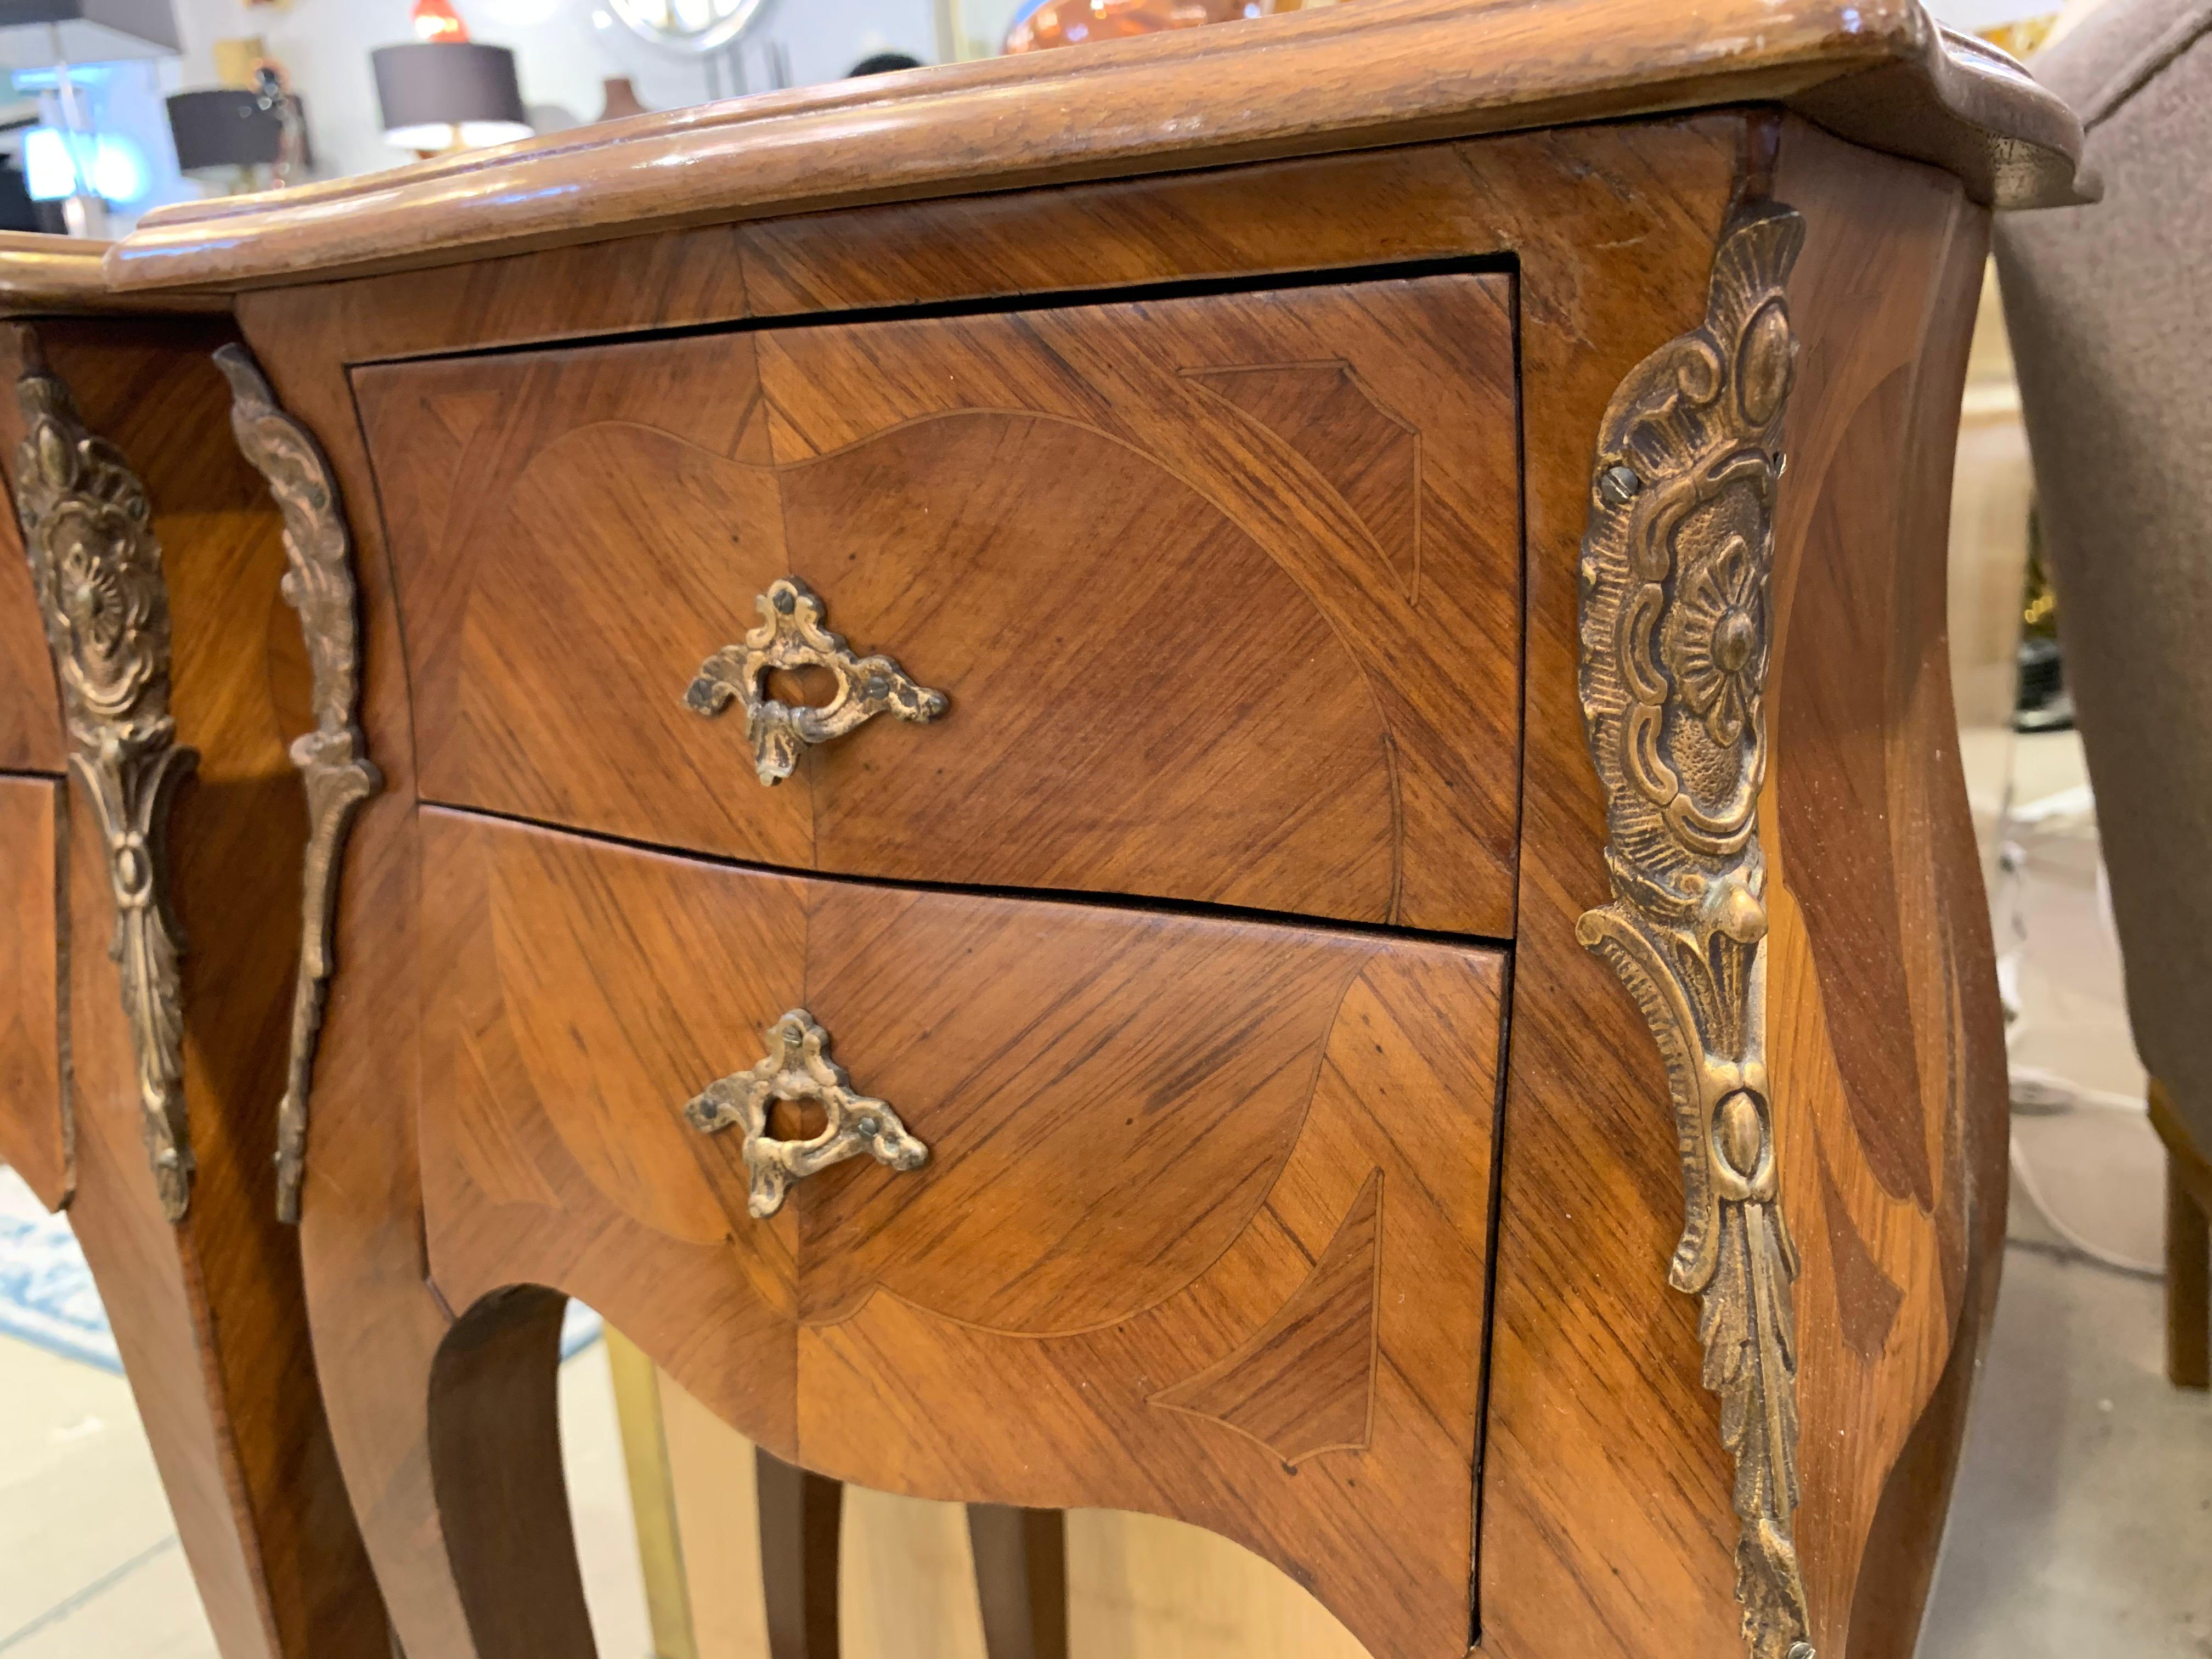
<box><xmin>416</xmin><ymin>807</ymin><xmax>1503</xmax><ymax>1659</ymax></box>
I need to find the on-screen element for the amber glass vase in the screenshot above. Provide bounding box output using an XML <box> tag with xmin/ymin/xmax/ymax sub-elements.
<box><xmin>1005</xmin><ymin>0</ymin><xmax>1334</xmax><ymax>54</ymax></box>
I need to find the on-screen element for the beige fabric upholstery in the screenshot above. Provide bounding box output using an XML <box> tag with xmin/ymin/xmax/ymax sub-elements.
<box><xmin>1995</xmin><ymin>0</ymin><xmax>2212</xmax><ymax>1153</ymax></box>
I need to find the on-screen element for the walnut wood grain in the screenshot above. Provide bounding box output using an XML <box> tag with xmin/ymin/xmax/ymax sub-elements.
<box><xmin>1814</xmin><ymin>200</ymin><xmax>2010</xmax><ymax>1658</ymax></box>
<box><xmin>244</xmin><ymin>239</ymin><xmax>1126</xmax><ymax>1659</ymax></box>
<box><xmin>0</xmin><ymin>321</ymin><xmax>385</xmax><ymax>1659</ymax></box>
<box><xmin>0</xmin><ymin>773</ymin><xmax>68</xmax><ymax>1208</ymax></box>
<box><xmin>387</xmin><ymin>805</ymin><xmax>1502</xmax><ymax>1659</ymax></box>
<box><xmin>240</xmin><ymin>117</ymin><xmax>1626</xmax><ymax>1658</ymax></box>
<box><xmin>1148</xmin><ymin>1170</ymin><xmax>1384</xmax><ymax>1465</ymax></box>
<box><xmin>1465</xmin><ymin>115</ymin><xmax>1749</xmax><ymax>1659</ymax></box>
<box><xmin>353</xmin><ymin>270</ymin><xmax>1523</xmax><ymax>938</ymax></box>
<box><xmin>0</xmin><ymin>498</ymin><xmax>63</xmax><ymax>772</ymax></box>
<box><xmin>1768</xmin><ymin>121</ymin><xmax>2008</xmax><ymax>1658</ymax></box>
<box><xmin>110</xmin><ymin>0</ymin><xmax>2079</xmax><ymax>293</ymax></box>
<box><xmin>234</xmin><ymin>273</ymin><xmax>484</xmax><ymax>1659</ymax></box>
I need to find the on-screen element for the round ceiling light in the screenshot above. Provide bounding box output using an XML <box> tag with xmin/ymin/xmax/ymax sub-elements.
<box><xmin>605</xmin><ymin>0</ymin><xmax>770</xmax><ymax>53</ymax></box>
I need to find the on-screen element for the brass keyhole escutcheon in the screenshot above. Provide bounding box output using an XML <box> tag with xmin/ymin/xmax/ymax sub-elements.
<box><xmin>683</xmin><ymin>1009</ymin><xmax>928</xmax><ymax>1218</ymax></box>
<box><xmin>684</xmin><ymin>577</ymin><xmax>947</xmax><ymax>786</ymax></box>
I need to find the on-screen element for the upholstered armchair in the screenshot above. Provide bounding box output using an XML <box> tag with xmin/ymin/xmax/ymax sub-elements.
<box><xmin>1996</xmin><ymin>0</ymin><xmax>2212</xmax><ymax>1387</ymax></box>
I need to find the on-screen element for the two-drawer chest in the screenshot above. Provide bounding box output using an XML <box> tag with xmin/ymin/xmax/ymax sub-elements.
<box><xmin>0</xmin><ymin>5</ymin><xmax>2085</xmax><ymax>1658</ymax></box>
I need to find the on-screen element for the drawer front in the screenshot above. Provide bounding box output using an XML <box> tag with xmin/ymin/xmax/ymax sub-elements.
<box><xmin>358</xmin><ymin>272</ymin><xmax>1522</xmax><ymax>936</ymax></box>
<box><xmin>416</xmin><ymin>807</ymin><xmax>1502</xmax><ymax>1659</ymax></box>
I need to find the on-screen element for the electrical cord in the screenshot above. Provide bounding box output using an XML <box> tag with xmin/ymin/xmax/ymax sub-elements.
<box><xmin>2007</xmin><ymin>1126</ymin><xmax>2165</xmax><ymax>1281</ymax></box>
<box><xmin>1995</xmin><ymin>804</ymin><xmax>2168</xmax><ymax>1282</ymax></box>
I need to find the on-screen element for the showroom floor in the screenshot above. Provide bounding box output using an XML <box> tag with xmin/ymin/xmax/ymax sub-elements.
<box><xmin>1</xmin><ymin>731</ymin><xmax>2207</xmax><ymax>1659</ymax></box>
<box><xmin>0</xmin><ymin>1312</ymin><xmax>652</xmax><ymax>1659</ymax></box>
<box><xmin>1916</xmin><ymin>732</ymin><xmax>2212</xmax><ymax>1659</ymax></box>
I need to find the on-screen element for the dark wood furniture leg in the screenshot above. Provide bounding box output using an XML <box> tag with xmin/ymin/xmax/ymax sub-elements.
<box><xmin>2152</xmin><ymin>1082</ymin><xmax>2212</xmax><ymax>1390</ymax></box>
<box><xmin>2168</xmin><ymin>1159</ymin><xmax>2210</xmax><ymax>1390</ymax></box>
<box><xmin>968</xmin><ymin>1505</ymin><xmax>1070</xmax><ymax>1659</ymax></box>
<box><xmin>427</xmin><ymin>1288</ymin><xmax>599</xmax><ymax>1658</ymax></box>
<box><xmin>757</xmin><ymin>1448</ymin><xmax>844</xmax><ymax>1659</ymax></box>
<box><xmin>298</xmin><ymin>1164</ymin><xmax>596</xmax><ymax>1659</ymax></box>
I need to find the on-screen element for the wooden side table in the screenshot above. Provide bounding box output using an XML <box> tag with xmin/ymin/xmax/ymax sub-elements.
<box><xmin>14</xmin><ymin>5</ymin><xmax>2086</xmax><ymax>1657</ymax></box>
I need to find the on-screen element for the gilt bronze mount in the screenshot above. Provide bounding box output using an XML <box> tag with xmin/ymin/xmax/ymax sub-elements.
<box><xmin>685</xmin><ymin>576</ymin><xmax>946</xmax><ymax>786</ymax></box>
<box><xmin>215</xmin><ymin>345</ymin><xmax>380</xmax><ymax>1224</ymax></box>
<box><xmin>11</xmin><ymin>336</ymin><xmax>197</xmax><ymax>1222</ymax></box>
<box><xmin>684</xmin><ymin>1009</ymin><xmax>928</xmax><ymax>1218</ymax></box>
<box><xmin>1573</xmin><ymin>201</ymin><xmax>1814</xmax><ymax>1659</ymax></box>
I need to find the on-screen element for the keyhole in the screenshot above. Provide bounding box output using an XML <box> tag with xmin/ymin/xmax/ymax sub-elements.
<box><xmin>763</xmin><ymin>664</ymin><xmax>838</xmax><ymax>709</ymax></box>
<box><xmin>768</xmin><ymin>1098</ymin><xmax>828</xmax><ymax>1142</ymax></box>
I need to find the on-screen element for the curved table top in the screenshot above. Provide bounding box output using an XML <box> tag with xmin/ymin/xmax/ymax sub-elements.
<box><xmin>13</xmin><ymin>0</ymin><xmax>2089</xmax><ymax>305</ymax></box>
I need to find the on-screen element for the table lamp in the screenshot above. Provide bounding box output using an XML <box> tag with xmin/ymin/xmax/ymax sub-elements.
<box><xmin>371</xmin><ymin>40</ymin><xmax>530</xmax><ymax>156</ymax></box>
<box><xmin>167</xmin><ymin>86</ymin><xmax>309</xmax><ymax>187</ymax></box>
<box><xmin>0</xmin><ymin>1</ymin><xmax>179</xmax><ymax>69</ymax></box>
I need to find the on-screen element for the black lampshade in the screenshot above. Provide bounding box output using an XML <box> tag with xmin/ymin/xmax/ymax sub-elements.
<box><xmin>0</xmin><ymin>0</ymin><xmax>179</xmax><ymax>67</ymax></box>
<box><xmin>371</xmin><ymin>41</ymin><xmax>531</xmax><ymax>153</ymax></box>
<box><xmin>0</xmin><ymin>162</ymin><xmax>39</xmax><ymax>233</ymax></box>
<box><xmin>167</xmin><ymin>88</ymin><xmax>307</xmax><ymax>176</ymax></box>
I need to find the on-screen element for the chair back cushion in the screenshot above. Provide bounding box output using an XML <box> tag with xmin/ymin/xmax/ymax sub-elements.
<box><xmin>1996</xmin><ymin>0</ymin><xmax>2212</xmax><ymax>1148</ymax></box>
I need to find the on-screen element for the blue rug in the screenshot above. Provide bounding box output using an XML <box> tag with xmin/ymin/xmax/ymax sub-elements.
<box><xmin>0</xmin><ymin>1166</ymin><xmax>115</xmax><ymax>1369</ymax></box>
<box><xmin>0</xmin><ymin>1165</ymin><xmax>601</xmax><ymax>1372</ymax></box>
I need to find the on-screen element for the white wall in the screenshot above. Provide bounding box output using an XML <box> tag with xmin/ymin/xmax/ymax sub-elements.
<box><xmin>167</xmin><ymin>0</ymin><xmax>941</xmax><ymax>181</ymax></box>
<box><xmin>1925</xmin><ymin>0</ymin><xmax>2063</xmax><ymax>28</ymax></box>
<box><xmin>148</xmin><ymin>0</ymin><xmax>2074</xmax><ymax>191</ymax></box>
<box><xmin>945</xmin><ymin>0</ymin><xmax>1024</xmax><ymax>58</ymax></box>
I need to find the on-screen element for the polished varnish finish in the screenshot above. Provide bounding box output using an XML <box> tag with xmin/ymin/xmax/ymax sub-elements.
<box><xmin>0</xmin><ymin>230</ymin><xmax>222</xmax><ymax>314</ymax></box>
<box><xmin>0</xmin><ymin>319</ymin><xmax>386</xmax><ymax>1659</ymax></box>
<box><xmin>106</xmin><ymin>0</ymin><xmax>2080</xmax><ymax>291</ymax></box>
<box><xmin>354</xmin><ymin>272</ymin><xmax>1522</xmax><ymax>935</ymax></box>
<box><xmin>41</xmin><ymin>5</ymin><xmax>2079</xmax><ymax>1656</ymax></box>
<box><xmin>1772</xmin><ymin>123</ymin><xmax>2007</xmax><ymax>1654</ymax></box>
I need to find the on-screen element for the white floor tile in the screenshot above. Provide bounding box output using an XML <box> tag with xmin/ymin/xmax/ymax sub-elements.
<box><xmin>0</xmin><ymin>1338</ymin><xmax>207</xmax><ymax>1654</ymax></box>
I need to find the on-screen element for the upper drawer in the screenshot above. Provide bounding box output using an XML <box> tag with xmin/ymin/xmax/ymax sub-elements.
<box><xmin>356</xmin><ymin>271</ymin><xmax>1522</xmax><ymax>936</ymax></box>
